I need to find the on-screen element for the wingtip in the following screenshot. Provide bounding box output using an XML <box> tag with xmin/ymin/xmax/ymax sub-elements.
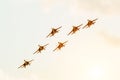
<box><xmin>59</xmin><ymin>26</ymin><xmax>62</xmax><ymax>28</ymax></box>
<box><xmin>80</xmin><ymin>24</ymin><xmax>83</xmax><ymax>26</ymax></box>
<box><xmin>67</xmin><ymin>33</ymin><xmax>70</xmax><ymax>36</ymax></box>
<box><xmin>53</xmin><ymin>49</ymin><xmax>56</xmax><ymax>52</ymax></box>
<box><xmin>64</xmin><ymin>41</ymin><xmax>68</xmax><ymax>43</ymax></box>
<box><xmin>82</xmin><ymin>26</ymin><xmax>86</xmax><ymax>29</ymax></box>
<box><xmin>93</xmin><ymin>18</ymin><xmax>98</xmax><ymax>21</ymax></box>
<box><xmin>30</xmin><ymin>59</ymin><xmax>34</xmax><ymax>62</ymax></box>
<box><xmin>33</xmin><ymin>52</ymin><xmax>35</xmax><ymax>54</ymax></box>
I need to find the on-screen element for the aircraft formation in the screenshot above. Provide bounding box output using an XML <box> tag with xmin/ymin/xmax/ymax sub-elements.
<box><xmin>18</xmin><ymin>18</ymin><xmax>98</xmax><ymax>68</ymax></box>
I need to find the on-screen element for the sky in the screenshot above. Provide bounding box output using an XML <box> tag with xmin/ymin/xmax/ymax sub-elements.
<box><xmin>0</xmin><ymin>0</ymin><xmax>120</xmax><ymax>80</ymax></box>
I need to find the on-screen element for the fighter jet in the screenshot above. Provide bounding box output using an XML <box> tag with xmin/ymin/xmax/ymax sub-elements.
<box><xmin>82</xmin><ymin>18</ymin><xmax>98</xmax><ymax>29</ymax></box>
<box><xmin>18</xmin><ymin>59</ymin><xmax>33</xmax><ymax>68</ymax></box>
<box><xmin>33</xmin><ymin>44</ymin><xmax>48</xmax><ymax>54</ymax></box>
<box><xmin>68</xmin><ymin>24</ymin><xmax>83</xmax><ymax>35</ymax></box>
<box><xmin>53</xmin><ymin>41</ymin><xmax>68</xmax><ymax>52</ymax></box>
<box><xmin>46</xmin><ymin>26</ymin><xmax>62</xmax><ymax>38</ymax></box>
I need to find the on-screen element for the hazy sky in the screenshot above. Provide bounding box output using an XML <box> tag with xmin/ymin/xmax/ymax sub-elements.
<box><xmin>0</xmin><ymin>0</ymin><xmax>120</xmax><ymax>80</ymax></box>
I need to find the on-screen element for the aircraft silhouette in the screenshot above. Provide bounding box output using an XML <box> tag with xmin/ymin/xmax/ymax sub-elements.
<box><xmin>68</xmin><ymin>24</ymin><xmax>83</xmax><ymax>35</ymax></box>
<box><xmin>33</xmin><ymin>44</ymin><xmax>48</xmax><ymax>54</ymax></box>
<box><xmin>46</xmin><ymin>26</ymin><xmax>62</xmax><ymax>38</ymax></box>
<box><xmin>53</xmin><ymin>41</ymin><xmax>68</xmax><ymax>51</ymax></box>
<box><xmin>18</xmin><ymin>59</ymin><xmax>33</xmax><ymax>68</ymax></box>
<box><xmin>82</xmin><ymin>18</ymin><xmax>98</xmax><ymax>29</ymax></box>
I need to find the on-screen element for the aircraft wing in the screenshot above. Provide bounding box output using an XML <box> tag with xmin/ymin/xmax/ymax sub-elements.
<box><xmin>44</xmin><ymin>44</ymin><xmax>49</xmax><ymax>47</ymax></box>
<box><xmin>53</xmin><ymin>47</ymin><xmax>58</xmax><ymax>52</ymax></box>
<box><xmin>18</xmin><ymin>64</ymin><xmax>23</xmax><ymax>69</ymax></box>
<box><xmin>68</xmin><ymin>30</ymin><xmax>73</xmax><ymax>35</ymax></box>
<box><xmin>93</xmin><ymin>18</ymin><xmax>98</xmax><ymax>21</ymax></box>
<box><xmin>46</xmin><ymin>32</ymin><xmax>51</xmax><ymax>38</ymax></box>
<box><xmin>78</xmin><ymin>24</ymin><xmax>83</xmax><ymax>27</ymax></box>
<box><xmin>63</xmin><ymin>41</ymin><xmax>68</xmax><ymax>44</ymax></box>
<box><xmin>57</xmin><ymin>26</ymin><xmax>62</xmax><ymax>29</ymax></box>
<box><xmin>33</xmin><ymin>49</ymin><xmax>39</xmax><ymax>54</ymax></box>
<box><xmin>82</xmin><ymin>24</ymin><xmax>87</xmax><ymax>29</ymax></box>
<box><xmin>29</xmin><ymin>59</ymin><xmax>34</xmax><ymax>62</ymax></box>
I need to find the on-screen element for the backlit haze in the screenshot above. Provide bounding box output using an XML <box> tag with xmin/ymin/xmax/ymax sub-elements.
<box><xmin>0</xmin><ymin>0</ymin><xmax>120</xmax><ymax>80</ymax></box>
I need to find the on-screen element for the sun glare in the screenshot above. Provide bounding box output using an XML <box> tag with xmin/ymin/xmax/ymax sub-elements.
<box><xmin>88</xmin><ymin>66</ymin><xmax>105</xmax><ymax>79</ymax></box>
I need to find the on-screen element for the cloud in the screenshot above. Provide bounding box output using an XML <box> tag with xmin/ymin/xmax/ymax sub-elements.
<box><xmin>8</xmin><ymin>0</ymin><xmax>120</xmax><ymax>18</ymax></box>
<box><xmin>76</xmin><ymin>0</ymin><xmax>120</xmax><ymax>15</ymax></box>
<box><xmin>99</xmin><ymin>31</ymin><xmax>120</xmax><ymax>47</ymax></box>
<box><xmin>9</xmin><ymin>0</ymin><xmax>120</xmax><ymax>17</ymax></box>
